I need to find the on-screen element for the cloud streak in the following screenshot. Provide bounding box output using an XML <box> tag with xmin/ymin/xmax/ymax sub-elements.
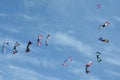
<box><xmin>104</xmin><ymin>69</ymin><xmax>120</xmax><ymax>77</ymax></box>
<box><xmin>104</xmin><ymin>56</ymin><xmax>120</xmax><ymax>66</ymax></box>
<box><xmin>8</xmin><ymin>64</ymin><xmax>61</xmax><ymax>80</ymax></box>
<box><xmin>52</xmin><ymin>32</ymin><xmax>93</xmax><ymax>57</ymax></box>
<box><xmin>0</xmin><ymin>13</ymin><xmax>7</xmax><ymax>17</ymax></box>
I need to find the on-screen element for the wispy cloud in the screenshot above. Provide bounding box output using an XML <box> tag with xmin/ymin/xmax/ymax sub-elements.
<box><xmin>52</xmin><ymin>32</ymin><xmax>93</xmax><ymax>57</ymax></box>
<box><xmin>67</xmin><ymin>60</ymin><xmax>82</xmax><ymax>75</ymax></box>
<box><xmin>20</xmin><ymin>56</ymin><xmax>58</xmax><ymax>69</ymax></box>
<box><xmin>8</xmin><ymin>64</ymin><xmax>61</xmax><ymax>80</ymax></box>
<box><xmin>0</xmin><ymin>13</ymin><xmax>7</xmax><ymax>17</ymax></box>
<box><xmin>104</xmin><ymin>69</ymin><xmax>120</xmax><ymax>77</ymax></box>
<box><xmin>23</xmin><ymin>0</ymin><xmax>36</xmax><ymax>7</ymax></box>
<box><xmin>19</xmin><ymin>14</ymin><xmax>39</xmax><ymax>20</ymax></box>
<box><xmin>8</xmin><ymin>27</ymin><xmax>21</xmax><ymax>33</ymax></box>
<box><xmin>0</xmin><ymin>24</ymin><xmax>21</xmax><ymax>34</ymax></box>
<box><xmin>23</xmin><ymin>0</ymin><xmax>47</xmax><ymax>8</ymax></box>
<box><xmin>2</xmin><ymin>53</ymin><xmax>58</xmax><ymax>69</ymax></box>
<box><xmin>104</xmin><ymin>56</ymin><xmax>120</xmax><ymax>66</ymax></box>
<box><xmin>102</xmin><ymin>46</ymin><xmax>120</xmax><ymax>66</ymax></box>
<box><xmin>112</xmin><ymin>16</ymin><xmax>120</xmax><ymax>22</ymax></box>
<box><xmin>87</xmin><ymin>75</ymin><xmax>101</xmax><ymax>80</ymax></box>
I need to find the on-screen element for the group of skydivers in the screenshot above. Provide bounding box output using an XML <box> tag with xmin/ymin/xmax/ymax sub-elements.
<box><xmin>1</xmin><ymin>3</ymin><xmax>110</xmax><ymax>75</ymax></box>
<box><xmin>62</xmin><ymin>21</ymin><xmax>110</xmax><ymax>74</ymax></box>
<box><xmin>62</xmin><ymin>4</ymin><xmax>110</xmax><ymax>74</ymax></box>
<box><xmin>84</xmin><ymin>2</ymin><xmax>110</xmax><ymax>74</ymax></box>
<box><xmin>1</xmin><ymin>21</ymin><xmax>110</xmax><ymax>74</ymax></box>
<box><xmin>87</xmin><ymin>21</ymin><xmax>110</xmax><ymax>73</ymax></box>
<box><xmin>1</xmin><ymin>22</ymin><xmax>110</xmax><ymax>75</ymax></box>
<box><xmin>1</xmin><ymin>34</ymin><xmax>50</xmax><ymax>54</ymax></box>
<box><xmin>85</xmin><ymin>21</ymin><xmax>110</xmax><ymax>73</ymax></box>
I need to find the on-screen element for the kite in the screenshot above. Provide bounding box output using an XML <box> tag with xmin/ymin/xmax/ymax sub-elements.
<box><xmin>96</xmin><ymin>52</ymin><xmax>102</xmax><ymax>62</ymax></box>
<box><xmin>13</xmin><ymin>42</ymin><xmax>20</xmax><ymax>54</ymax></box>
<box><xmin>98</xmin><ymin>21</ymin><xmax>110</xmax><ymax>29</ymax></box>
<box><xmin>85</xmin><ymin>61</ymin><xmax>93</xmax><ymax>73</ymax></box>
<box><xmin>63</xmin><ymin>56</ymin><xmax>72</xmax><ymax>66</ymax></box>
<box><xmin>96</xmin><ymin>4</ymin><xmax>101</xmax><ymax>9</ymax></box>
<box><xmin>45</xmin><ymin>34</ymin><xmax>50</xmax><ymax>46</ymax></box>
<box><xmin>26</xmin><ymin>41</ymin><xmax>32</xmax><ymax>53</ymax></box>
<box><xmin>37</xmin><ymin>34</ymin><xmax>42</xmax><ymax>46</ymax></box>
<box><xmin>1</xmin><ymin>41</ymin><xmax>9</xmax><ymax>54</ymax></box>
<box><xmin>99</xmin><ymin>37</ymin><xmax>109</xmax><ymax>43</ymax></box>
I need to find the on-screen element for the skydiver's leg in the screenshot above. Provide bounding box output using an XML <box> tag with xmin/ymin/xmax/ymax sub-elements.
<box><xmin>26</xmin><ymin>48</ymin><xmax>30</xmax><ymax>52</ymax></box>
<box><xmin>98</xmin><ymin>25</ymin><xmax>103</xmax><ymax>29</ymax></box>
<box><xmin>13</xmin><ymin>46</ymin><xmax>17</xmax><ymax>54</ymax></box>
<box><xmin>45</xmin><ymin>41</ymin><xmax>48</xmax><ymax>46</ymax></box>
<box><xmin>102</xmin><ymin>24</ymin><xmax>105</xmax><ymax>27</ymax></box>
<box><xmin>85</xmin><ymin>66</ymin><xmax>90</xmax><ymax>73</ymax></box>
<box><xmin>104</xmin><ymin>39</ymin><xmax>109</xmax><ymax>43</ymax></box>
<box><xmin>1</xmin><ymin>45</ymin><xmax>5</xmax><ymax>54</ymax></box>
<box><xmin>98</xmin><ymin>58</ymin><xmax>102</xmax><ymax>62</ymax></box>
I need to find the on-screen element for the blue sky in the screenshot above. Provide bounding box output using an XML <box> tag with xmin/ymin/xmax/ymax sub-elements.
<box><xmin>0</xmin><ymin>0</ymin><xmax>120</xmax><ymax>80</ymax></box>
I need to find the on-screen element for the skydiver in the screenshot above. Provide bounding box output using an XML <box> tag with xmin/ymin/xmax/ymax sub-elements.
<box><xmin>13</xmin><ymin>42</ymin><xmax>20</xmax><ymax>54</ymax></box>
<box><xmin>96</xmin><ymin>52</ymin><xmax>102</xmax><ymax>62</ymax></box>
<box><xmin>99</xmin><ymin>37</ymin><xmax>109</xmax><ymax>43</ymax></box>
<box><xmin>96</xmin><ymin>4</ymin><xmax>101</xmax><ymax>9</ymax></box>
<box><xmin>85</xmin><ymin>61</ymin><xmax>93</xmax><ymax>73</ymax></box>
<box><xmin>26</xmin><ymin>41</ymin><xmax>32</xmax><ymax>52</ymax></box>
<box><xmin>37</xmin><ymin>35</ymin><xmax>42</xmax><ymax>46</ymax></box>
<box><xmin>62</xmin><ymin>57</ymin><xmax>72</xmax><ymax>66</ymax></box>
<box><xmin>1</xmin><ymin>41</ymin><xmax>9</xmax><ymax>54</ymax></box>
<box><xmin>45</xmin><ymin>34</ymin><xmax>50</xmax><ymax>46</ymax></box>
<box><xmin>98</xmin><ymin>22</ymin><xmax>110</xmax><ymax>29</ymax></box>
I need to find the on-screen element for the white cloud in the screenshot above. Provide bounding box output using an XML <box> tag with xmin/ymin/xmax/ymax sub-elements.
<box><xmin>0</xmin><ymin>24</ymin><xmax>21</xmax><ymax>33</ymax></box>
<box><xmin>112</xmin><ymin>16</ymin><xmax>120</xmax><ymax>22</ymax></box>
<box><xmin>53</xmin><ymin>32</ymin><xmax>93</xmax><ymax>57</ymax></box>
<box><xmin>18</xmin><ymin>14</ymin><xmax>46</xmax><ymax>22</ymax></box>
<box><xmin>104</xmin><ymin>57</ymin><xmax>120</xmax><ymax>66</ymax></box>
<box><xmin>0</xmin><ymin>13</ymin><xmax>7</xmax><ymax>17</ymax></box>
<box><xmin>69</xmin><ymin>68</ymin><xmax>81</xmax><ymax>75</ymax></box>
<box><xmin>8</xmin><ymin>64</ymin><xmax>61</xmax><ymax>80</ymax></box>
<box><xmin>104</xmin><ymin>69</ymin><xmax>120</xmax><ymax>77</ymax></box>
<box><xmin>3</xmin><ymin>53</ymin><xmax>58</xmax><ymax>69</ymax></box>
<box><xmin>67</xmin><ymin>60</ymin><xmax>82</xmax><ymax>75</ymax></box>
<box><xmin>23</xmin><ymin>0</ymin><xmax>36</xmax><ymax>7</ymax></box>
<box><xmin>19</xmin><ymin>14</ymin><xmax>37</xmax><ymax>20</ymax></box>
<box><xmin>87</xmin><ymin>75</ymin><xmax>101</xmax><ymax>80</ymax></box>
<box><xmin>24</xmin><ymin>57</ymin><xmax>58</xmax><ymax>69</ymax></box>
<box><xmin>8</xmin><ymin>27</ymin><xmax>21</xmax><ymax>33</ymax></box>
<box><xmin>23</xmin><ymin>0</ymin><xmax>47</xmax><ymax>8</ymax></box>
